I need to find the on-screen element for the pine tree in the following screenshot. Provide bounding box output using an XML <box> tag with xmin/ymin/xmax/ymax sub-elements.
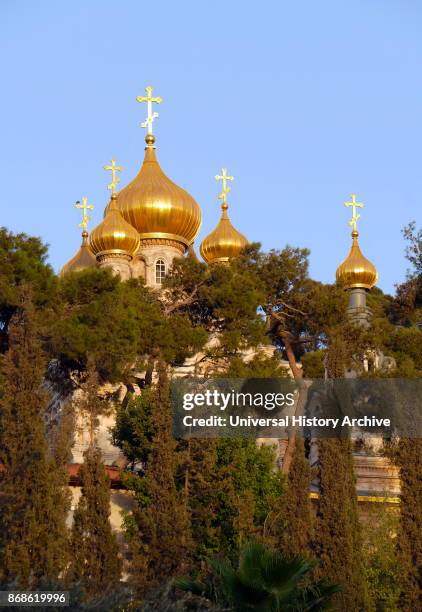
<box><xmin>272</xmin><ymin>437</ymin><xmax>313</xmax><ymax>558</ymax></box>
<box><xmin>129</xmin><ymin>362</ymin><xmax>192</xmax><ymax>595</ymax></box>
<box><xmin>67</xmin><ymin>445</ymin><xmax>121</xmax><ymax>600</ymax></box>
<box><xmin>0</xmin><ymin>293</ymin><xmax>69</xmax><ymax>588</ymax></box>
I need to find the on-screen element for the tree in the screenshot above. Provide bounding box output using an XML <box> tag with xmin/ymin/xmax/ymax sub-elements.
<box><xmin>312</xmin><ymin>332</ymin><xmax>370</xmax><ymax>611</ymax></box>
<box><xmin>67</xmin><ymin>445</ymin><xmax>122</xmax><ymax>601</ymax></box>
<box><xmin>390</xmin><ymin>222</ymin><xmax>422</xmax><ymax>325</ymax></box>
<box><xmin>361</xmin><ymin>504</ymin><xmax>400</xmax><ymax>612</ymax></box>
<box><xmin>394</xmin><ymin>438</ymin><xmax>422</xmax><ymax>610</ymax></box>
<box><xmin>0</xmin><ymin>228</ymin><xmax>56</xmax><ymax>351</ymax></box>
<box><xmin>0</xmin><ymin>292</ymin><xmax>69</xmax><ymax>588</ymax></box>
<box><xmin>127</xmin><ymin>362</ymin><xmax>192</xmax><ymax>595</ymax></box>
<box><xmin>76</xmin><ymin>356</ymin><xmax>110</xmax><ymax>444</ymax></box>
<box><xmin>314</xmin><ymin>437</ymin><xmax>368</xmax><ymax>610</ymax></box>
<box><xmin>50</xmin><ymin>268</ymin><xmax>206</xmax><ymax>381</ymax></box>
<box><xmin>112</xmin><ymin>387</ymin><xmax>155</xmax><ymax>469</ymax></box>
<box><xmin>176</xmin><ymin>540</ymin><xmax>340</xmax><ymax>611</ymax></box>
<box><xmin>270</xmin><ymin>437</ymin><xmax>313</xmax><ymax>559</ymax></box>
<box><xmin>402</xmin><ymin>221</ymin><xmax>422</xmax><ymax>275</ymax></box>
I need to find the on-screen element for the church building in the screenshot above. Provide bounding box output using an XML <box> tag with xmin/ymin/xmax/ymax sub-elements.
<box><xmin>61</xmin><ymin>86</ymin><xmax>247</xmax><ymax>284</ymax></box>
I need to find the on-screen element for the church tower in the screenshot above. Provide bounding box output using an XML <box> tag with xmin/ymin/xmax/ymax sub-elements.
<box><xmin>336</xmin><ymin>194</ymin><xmax>378</xmax><ymax>326</ymax></box>
<box><xmin>89</xmin><ymin>165</ymin><xmax>140</xmax><ymax>280</ymax></box>
<box><xmin>60</xmin><ymin>198</ymin><xmax>97</xmax><ymax>276</ymax></box>
<box><xmin>200</xmin><ymin>168</ymin><xmax>248</xmax><ymax>264</ymax></box>
<box><xmin>113</xmin><ymin>86</ymin><xmax>202</xmax><ymax>286</ymax></box>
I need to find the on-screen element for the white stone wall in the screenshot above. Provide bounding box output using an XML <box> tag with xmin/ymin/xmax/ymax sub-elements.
<box><xmin>131</xmin><ymin>243</ymin><xmax>183</xmax><ymax>287</ymax></box>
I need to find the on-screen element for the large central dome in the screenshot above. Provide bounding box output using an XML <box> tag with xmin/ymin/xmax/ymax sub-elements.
<box><xmin>116</xmin><ymin>135</ymin><xmax>201</xmax><ymax>250</ymax></box>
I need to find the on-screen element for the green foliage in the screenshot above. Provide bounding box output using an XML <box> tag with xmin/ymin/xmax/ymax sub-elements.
<box><xmin>223</xmin><ymin>354</ymin><xmax>288</xmax><ymax>378</ymax></box>
<box><xmin>301</xmin><ymin>350</ymin><xmax>325</xmax><ymax>378</ymax></box>
<box><xmin>128</xmin><ymin>364</ymin><xmax>192</xmax><ymax>595</ymax></box>
<box><xmin>216</xmin><ymin>439</ymin><xmax>283</xmax><ymax>530</ymax></box>
<box><xmin>67</xmin><ymin>446</ymin><xmax>121</xmax><ymax>601</ymax></box>
<box><xmin>314</xmin><ymin>438</ymin><xmax>369</xmax><ymax>611</ymax></box>
<box><xmin>185</xmin><ymin>437</ymin><xmax>284</xmax><ymax>561</ymax></box>
<box><xmin>176</xmin><ymin>540</ymin><xmax>340</xmax><ymax>611</ymax></box>
<box><xmin>113</xmin><ymin>389</ymin><xmax>155</xmax><ymax>467</ymax></box>
<box><xmin>0</xmin><ymin>228</ymin><xmax>56</xmax><ymax>350</ymax></box>
<box><xmin>361</xmin><ymin>505</ymin><xmax>400</xmax><ymax>612</ymax></box>
<box><xmin>402</xmin><ymin>221</ymin><xmax>422</xmax><ymax>275</ymax></box>
<box><xmin>0</xmin><ymin>295</ymin><xmax>69</xmax><ymax>588</ymax></box>
<box><xmin>165</xmin><ymin>249</ymin><xmax>268</xmax><ymax>356</ymax></box>
<box><xmin>386</xmin><ymin>326</ymin><xmax>422</xmax><ymax>372</ymax></box>
<box><xmin>393</xmin><ymin>439</ymin><xmax>422</xmax><ymax>610</ymax></box>
<box><xmin>270</xmin><ymin>438</ymin><xmax>313</xmax><ymax>558</ymax></box>
<box><xmin>49</xmin><ymin>269</ymin><xmax>206</xmax><ymax>380</ymax></box>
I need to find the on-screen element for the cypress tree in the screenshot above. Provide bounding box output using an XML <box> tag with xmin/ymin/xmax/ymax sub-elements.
<box><xmin>314</xmin><ymin>437</ymin><xmax>368</xmax><ymax>610</ymax></box>
<box><xmin>129</xmin><ymin>362</ymin><xmax>192</xmax><ymax>594</ymax></box>
<box><xmin>184</xmin><ymin>438</ymin><xmax>222</xmax><ymax>561</ymax></box>
<box><xmin>67</xmin><ymin>445</ymin><xmax>122</xmax><ymax>600</ymax></box>
<box><xmin>395</xmin><ymin>438</ymin><xmax>422</xmax><ymax>610</ymax></box>
<box><xmin>312</xmin><ymin>333</ymin><xmax>369</xmax><ymax>610</ymax></box>
<box><xmin>272</xmin><ymin>437</ymin><xmax>313</xmax><ymax>558</ymax></box>
<box><xmin>0</xmin><ymin>294</ymin><xmax>69</xmax><ymax>588</ymax></box>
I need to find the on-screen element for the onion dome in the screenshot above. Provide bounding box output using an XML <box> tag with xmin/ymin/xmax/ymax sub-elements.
<box><xmin>200</xmin><ymin>202</ymin><xmax>248</xmax><ymax>264</ymax></box>
<box><xmin>60</xmin><ymin>231</ymin><xmax>97</xmax><ymax>276</ymax></box>
<box><xmin>336</xmin><ymin>230</ymin><xmax>378</xmax><ymax>289</ymax></box>
<box><xmin>90</xmin><ymin>193</ymin><xmax>140</xmax><ymax>258</ymax></box>
<box><xmin>114</xmin><ymin>134</ymin><xmax>201</xmax><ymax>251</ymax></box>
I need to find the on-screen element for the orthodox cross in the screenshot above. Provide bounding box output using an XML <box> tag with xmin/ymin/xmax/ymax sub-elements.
<box><xmin>75</xmin><ymin>197</ymin><xmax>94</xmax><ymax>231</ymax></box>
<box><xmin>136</xmin><ymin>85</ymin><xmax>162</xmax><ymax>134</ymax></box>
<box><xmin>103</xmin><ymin>159</ymin><xmax>123</xmax><ymax>195</ymax></box>
<box><xmin>344</xmin><ymin>193</ymin><xmax>364</xmax><ymax>232</ymax></box>
<box><xmin>215</xmin><ymin>168</ymin><xmax>234</xmax><ymax>204</ymax></box>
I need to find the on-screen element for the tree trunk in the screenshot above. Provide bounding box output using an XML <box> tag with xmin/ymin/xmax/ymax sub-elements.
<box><xmin>279</xmin><ymin>331</ymin><xmax>309</xmax><ymax>474</ymax></box>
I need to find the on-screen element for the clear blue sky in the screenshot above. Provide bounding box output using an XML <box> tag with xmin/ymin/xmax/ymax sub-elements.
<box><xmin>1</xmin><ymin>0</ymin><xmax>421</xmax><ymax>293</ymax></box>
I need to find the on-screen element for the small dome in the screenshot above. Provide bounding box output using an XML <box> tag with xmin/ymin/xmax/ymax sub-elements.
<box><xmin>200</xmin><ymin>202</ymin><xmax>248</xmax><ymax>264</ymax></box>
<box><xmin>90</xmin><ymin>194</ymin><xmax>140</xmax><ymax>257</ymax></box>
<box><xmin>115</xmin><ymin>136</ymin><xmax>201</xmax><ymax>250</ymax></box>
<box><xmin>60</xmin><ymin>232</ymin><xmax>97</xmax><ymax>276</ymax></box>
<box><xmin>336</xmin><ymin>230</ymin><xmax>378</xmax><ymax>289</ymax></box>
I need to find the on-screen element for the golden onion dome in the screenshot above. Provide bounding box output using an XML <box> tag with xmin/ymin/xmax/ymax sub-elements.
<box><xmin>200</xmin><ymin>202</ymin><xmax>248</xmax><ymax>264</ymax></box>
<box><xmin>89</xmin><ymin>193</ymin><xmax>140</xmax><ymax>258</ymax></box>
<box><xmin>60</xmin><ymin>231</ymin><xmax>97</xmax><ymax>276</ymax></box>
<box><xmin>336</xmin><ymin>230</ymin><xmax>378</xmax><ymax>289</ymax></box>
<box><xmin>114</xmin><ymin>135</ymin><xmax>201</xmax><ymax>250</ymax></box>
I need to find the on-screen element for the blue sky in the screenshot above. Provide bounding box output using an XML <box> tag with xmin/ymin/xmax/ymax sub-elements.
<box><xmin>1</xmin><ymin>0</ymin><xmax>421</xmax><ymax>293</ymax></box>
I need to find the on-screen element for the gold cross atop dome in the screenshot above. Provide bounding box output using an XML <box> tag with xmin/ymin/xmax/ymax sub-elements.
<box><xmin>215</xmin><ymin>168</ymin><xmax>234</xmax><ymax>205</ymax></box>
<box><xmin>344</xmin><ymin>193</ymin><xmax>364</xmax><ymax>232</ymax></box>
<box><xmin>75</xmin><ymin>197</ymin><xmax>94</xmax><ymax>232</ymax></box>
<box><xmin>136</xmin><ymin>86</ymin><xmax>162</xmax><ymax>135</ymax></box>
<box><xmin>104</xmin><ymin>159</ymin><xmax>123</xmax><ymax>195</ymax></box>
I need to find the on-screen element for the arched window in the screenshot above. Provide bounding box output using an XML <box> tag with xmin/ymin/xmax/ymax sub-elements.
<box><xmin>155</xmin><ymin>259</ymin><xmax>166</xmax><ymax>284</ymax></box>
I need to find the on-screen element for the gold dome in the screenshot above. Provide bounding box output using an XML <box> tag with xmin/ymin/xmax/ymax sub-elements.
<box><xmin>115</xmin><ymin>136</ymin><xmax>201</xmax><ymax>250</ymax></box>
<box><xmin>200</xmin><ymin>202</ymin><xmax>248</xmax><ymax>264</ymax></box>
<box><xmin>336</xmin><ymin>230</ymin><xmax>378</xmax><ymax>289</ymax></box>
<box><xmin>60</xmin><ymin>231</ymin><xmax>97</xmax><ymax>276</ymax></box>
<box><xmin>90</xmin><ymin>194</ymin><xmax>140</xmax><ymax>257</ymax></box>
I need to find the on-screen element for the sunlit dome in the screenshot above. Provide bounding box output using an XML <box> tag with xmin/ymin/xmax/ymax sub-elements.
<box><xmin>90</xmin><ymin>194</ymin><xmax>140</xmax><ymax>257</ymax></box>
<box><xmin>114</xmin><ymin>134</ymin><xmax>202</xmax><ymax>251</ymax></box>
<box><xmin>336</xmin><ymin>230</ymin><xmax>378</xmax><ymax>290</ymax></box>
<box><xmin>200</xmin><ymin>202</ymin><xmax>248</xmax><ymax>264</ymax></box>
<box><xmin>60</xmin><ymin>231</ymin><xmax>97</xmax><ymax>276</ymax></box>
